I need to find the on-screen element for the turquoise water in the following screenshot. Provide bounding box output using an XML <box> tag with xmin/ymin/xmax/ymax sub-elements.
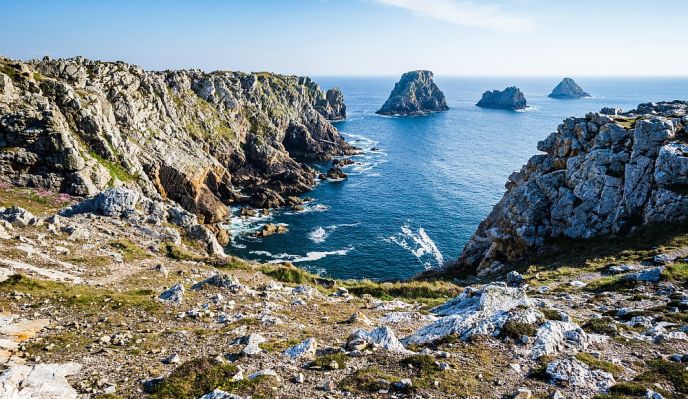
<box><xmin>227</xmin><ymin>77</ymin><xmax>688</xmax><ymax>280</ymax></box>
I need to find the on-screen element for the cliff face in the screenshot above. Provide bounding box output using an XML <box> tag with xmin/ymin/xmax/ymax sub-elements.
<box><xmin>0</xmin><ymin>56</ymin><xmax>358</xmax><ymax>224</ymax></box>
<box><xmin>376</xmin><ymin>70</ymin><xmax>448</xmax><ymax>116</ymax></box>
<box><xmin>476</xmin><ymin>87</ymin><xmax>527</xmax><ymax>111</ymax></box>
<box><xmin>549</xmin><ymin>78</ymin><xmax>590</xmax><ymax>99</ymax></box>
<box><xmin>315</xmin><ymin>88</ymin><xmax>346</xmax><ymax>120</ymax></box>
<box><xmin>452</xmin><ymin>101</ymin><xmax>688</xmax><ymax>276</ymax></box>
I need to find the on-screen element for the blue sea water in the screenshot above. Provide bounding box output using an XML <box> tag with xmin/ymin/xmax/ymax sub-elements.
<box><xmin>227</xmin><ymin>77</ymin><xmax>688</xmax><ymax>280</ymax></box>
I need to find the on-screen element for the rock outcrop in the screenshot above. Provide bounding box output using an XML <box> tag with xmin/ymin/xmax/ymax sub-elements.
<box><xmin>451</xmin><ymin>101</ymin><xmax>688</xmax><ymax>276</ymax></box>
<box><xmin>315</xmin><ymin>88</ymin><xmax>346</xmax><ymax>120</ymax></box>
<box><xmin>376</xmin><ymin>70</ymin><xmax>448</xmax><ymax>116</ymax></box>
<box><xmin>476</xmin><ymin>87</ymin><xmax>527</xmax><ymax>111</ymax></box>
<box><xmin>548</xmin><ymin>78</ymin><xmax>590</xmax><ymax>99</ymax></box>
<box><xmin>0</xmin><ymin>56</ymin><xmax>359</xmax><ymax>227</ymax></box>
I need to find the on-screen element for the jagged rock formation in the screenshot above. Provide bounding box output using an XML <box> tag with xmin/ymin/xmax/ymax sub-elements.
<box><xmin>451</xmin><ymin>101</ymin><xmax>688</xmax><ymax>276</ymax></box>
<box><xmin>549</xmin><ymin>78</ymin><xmax>590</xmax><ymax>99</ymax></box>
<box><xmin>315</xmin><ymin>88</ymin><xmax>346</xmax><ymax>120</ymax></box>
<box><xmin>376</xmin><ymin>70</ymin><xmax>448</xmax><ymax>116</ymax></box>
<box><xmin>476</xmin><ymin>87</ymin><xmax>527</xmax><ymax>110</ymax></box>
<box><xmin>0</xmin><ymin>56</ymin><xmax>358</xmax><ymax>228</ymax></box>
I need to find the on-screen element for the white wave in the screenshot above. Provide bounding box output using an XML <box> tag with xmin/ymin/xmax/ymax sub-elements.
<box><xmin>284</xmin><ymin>202</ymin><xmax>330</xmax><ymax>215</ymax></box>
<box><xmin>387</xmin><ymin>224</ymin><xmax>444</xmax><ymax>270</ymax></box>
<box><xmin>308</xmin><ymin>223</ymin><xmax>360</xmax><ymax>244</ymax></box>
<box><xmin>309</xmin><ymin>227</ymin><xmax>327</xmax><ymax>244</ymax></box>
<box><xmin>250</xmin><ymin>247</ymin><xmax>353</xmax><ymax>264</ymax></box>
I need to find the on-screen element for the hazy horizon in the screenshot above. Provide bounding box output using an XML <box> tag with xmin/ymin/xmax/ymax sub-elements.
<box><xmin>2</xmin><ymin>0</ymin><xmax>688</xmax><ymax>77</ymax></box>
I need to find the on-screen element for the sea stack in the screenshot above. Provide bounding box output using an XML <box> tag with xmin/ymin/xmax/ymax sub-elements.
<box><xmin>376</xmin><ymin>70</ymin><xmax>448</xmax><ymax>116</ymax></box>
<box><xmin>476</xmin><ymin>87</ymin><xmax>527</xmax><ymax>111</ymax></box>
<box><xmin>315</xmin><ymin>88</ymin><xmax>346</xmax><ymax>120</ymax></box>
<box><xmin>548</xmin><ymin>78</ymin><xmax>590</xmax><ymax>99</ymax></box>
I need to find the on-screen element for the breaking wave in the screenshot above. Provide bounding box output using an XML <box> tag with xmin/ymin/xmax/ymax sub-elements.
<box><xmin>386</xmin><ymin>224</ymin><xmax>444</xmax><ymax>270</ymax></box>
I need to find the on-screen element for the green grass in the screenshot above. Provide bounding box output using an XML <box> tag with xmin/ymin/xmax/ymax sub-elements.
<box><xmin>339</xmin><ymin>367</ymin><xmax>400</xmax><ymax>394</ymax></box>
<box><xmin>636</xmin><ymin>359</ymin><xmax>688</xmax><ymax>395</ymax></box>
<box><xmin>584</xmin><ymin>276</ymin><xmax>638</xmax><ymax>293</ymax></box>
<box><xmin>148</xmin><ymin>357</ymin><xmax>277</xmax><ymax>399</ymax></box>
<box><xmin>400</xmin><ymin>354</ymin><xmax>441</xmax><ymax>376</ymax></box>
<box><xmin>0</xmin><ymin>274</ymin><xmax>160</xmax><ymax>312</ymax></box>
<box><xmin>0</xmin><ymin>62</ymin><xmax>20</xmax><ymax>81</ymax></box>
<box><xmin>260</xmin><ymin>264</ymin><xmax>316</xmax><ymax>285</ymax></box>
<box><xmin>163</xmin><ymin>242</ymin><xmax>205</xmax><ymax>262</ymax></box>
<box><xmin>342</xmin><ymin>279</ymin><xmax>460</xmax><ymax>302</ymax></box>
<box><xmin>662</xmin><ymin>263</ymin><xmax>688</xmax><ymax>281</ymax></box>
<box><xmin>88</xmin><ymin>151</ymin><xmax>135</xmax><ymax>184</ymax></box>
<box><xmin>110</xmin><ymin>239</ymin><xmax>150</xmax><ymax>262</ymax></box>
<box><xmin>311</xmin><ymin>352</ymin><xmax>350</xmax><ymax>370</ymax></box>
<box><xmin>582</xmin><ymin>317</ymin><xmax>619</xmax><ymax>337</ymax></box>
<box><xmin>0</xmin><ymin>186</ymin><xmax>75</xmax><ymax>216</ymax></box>
<box><xmin>575</xmin><ymin>353</ymin><xmax>624</xmax><ymax>375</ymax></box>
<box><xmin>498</xmin><ymin>320</ymin><xmax>537</xmax><ymax>340</ymax></box>
<box><xmin>541</xmin><ymin>308</ymin><xmax>562</xmax><ymax>320</ymax></box>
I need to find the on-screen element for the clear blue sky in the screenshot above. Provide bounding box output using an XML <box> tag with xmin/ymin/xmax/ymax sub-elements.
<box><xmin>1</xmin><ymin>0</ymin><xmax>686</xmax><ymax>76</ymax></box>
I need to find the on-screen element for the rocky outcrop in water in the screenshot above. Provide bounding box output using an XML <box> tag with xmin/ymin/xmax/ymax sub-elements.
<box><xmin>450</xmin><ymin>101</ymin><xmax>688</xmax><ymax>276</ymax></box>
<box><xmin>0</xmin><ymin>56</ymin><xmax>358</xmax><ymax>229</ymax></box>
<box><xmin>376</xmin><ymin>70</ymin><xmax>448</xmax><ymax>116</ymax></box>
<box><xmin>549</xmin><ymin>78</ymin><xmax>590</xmax><ymax>99</ymax></box>
<box><xmin>315</xmin><ymin>88</ymin><xmax>346</xmax><ymax>120</ymax></box>
<box><xmin>476</xmin><ymin>87</ymin><xmax>527</xmax><ymax>110</ymax></box>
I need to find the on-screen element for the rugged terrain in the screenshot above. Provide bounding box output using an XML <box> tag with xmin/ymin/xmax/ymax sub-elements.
<box><xmin>1</xmin><ymin>56</ymin><xmax>687</xmax><ymax>398</ymax></box>
<box><xmin>449</xmin><ymin>101</ymin><xmax>688</xmax><ymax>278</ymax></box>
<box><xmin>548</xmin><ymin>78</ymin><xmax>590</xmax><ymax>99</ymax></box>
<box><xmin>476</xmin><ymin>87</ymin><xmax>527</xmax><ymax>111</ymax></box>
<box><xmin>0</xmin><ymin>185</ymin><xmax>687</xmax><ymax>399</ymax></box>
<box><xmin>376</xmin><ymin>71</ymin><xmax>448</xmax><ymax>116</ymax></box>
<box><xmin>0</xmin><ymin>56</ymin><xmax>357</xmax><ymax>245</ymax></box>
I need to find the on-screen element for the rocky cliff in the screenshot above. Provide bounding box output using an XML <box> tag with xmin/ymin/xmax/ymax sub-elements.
<box><xmin>451</xmin><ymin>101</ymin><xmax>688</xmax><ymax>276</ymax></box>
<box><xmin>376</xmin><ymin>70</ymin><xmax>448</xmax><ymax>116</ymax></box>
<box><xmin>476</xmin><ymin>86</ymin><xmax>527</xmax><ymax>111</ymax></box>
<box><xmin>315</xmin><ymin>88</ymin><xmax>346</xmax><ymax>120</ymax></box>
<box><xmin>0</xmin><ymin>56</ymin><xmax>358</xmax><ymax>227</ymax></box>
<box><xmin>549</xmin><ymin>78</ymin><xmax>590</xmax><ymax>99</ymax></box>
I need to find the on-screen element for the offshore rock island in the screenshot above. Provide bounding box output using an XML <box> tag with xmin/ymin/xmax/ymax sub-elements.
<box><xmin>476</xmin><ymin>86</ymin><xmax>528</xmax><ymax>111</ymax></box>
<box><xmin>376</xmin><ymin>70</ymin><xmax>449</xmax><ymax>116</ymax></box>
<box><xmin>0</xmin><ymin>56</ymin><xmax>687</xmax><ymax>399</ymax></box>
<box><xmin>549</xmin><ymin>78</ymin><xmax>591</xmax><ymax>99</ymax></box>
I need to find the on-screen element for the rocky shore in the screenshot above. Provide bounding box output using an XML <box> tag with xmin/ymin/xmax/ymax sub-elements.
<box><xmin>0</xmin><ymin>56</ymin><xmax>359</xmax><ymax>246</ymax></box>
<box><xmin>376</xmin><ymin>70</ymin><xmax>448</xmax><ymax>116</ymax></box>
<box><xmin>0</xmin><ymin>189</ymin><xmax>686</xmax><ymax>398</ymax></box>
<box><xmin>449</xmin><ymin>101</ymin><xmax>688</xmax><ymax>277</ymax></box>
<box><xmin>476</xmin><ymin>86</ymin><xmax>527</xmax><ymax>111</ymax></box>
<box><xmin>2</xmin><ymin>55</ymin><xmax>687</xmax><ymax>399</ymax></box>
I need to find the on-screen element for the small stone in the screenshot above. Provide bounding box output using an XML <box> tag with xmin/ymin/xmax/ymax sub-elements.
<box><xmin>322</xmin><ymin>379</ymin><xmax>336</xmax><ymax>392</ymax></box>
<box><xmin>163</xmin><ymin>353</ymin><xmax>180</xmax><ymax>364</ymax></box>
<box><xmin>293</xmin><ymin>373</ymin><xmax>305</xmax><ymax>384</ymax></box>
<box><xmin>513</xmin><ymin>387</ymin><xmax>532</xmax><ymax>399</ymax></box>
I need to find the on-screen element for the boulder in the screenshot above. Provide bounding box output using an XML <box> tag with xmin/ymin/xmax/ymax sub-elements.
<box><xmin>0</xmin><ymin>363</ymin><xmax>82</xmax><ymax>399</ymax></box>
<box><xmin>0</xmin><ymin>206</ymin><xmax>37</xmax><ymax>227</ymax></box>
<box><xmin>548</xmin><ymin>78</ymin><xmax>590</xmax><ymax>99</ymax></box>
<box><xmin>283</xmin><ymin>338</ymin><xmax>317</xmax><ymax>360</ymax></box>
<box><xmin>61</xmin><ymin>187</ymin><xmax>139</xmax><ymax>217</ymax></box>
<box><xmin>255</xmin><ymin>223</ymin><xmax>288</xmax><ymax>237</ymax></box>
<box><xmin>198</xmin><ymin>389</ymin><xmax>244</xmax><ymax>399</ymax></box>
<box><xmin>376</xmin><ymin>70</ymin><xmax>448</xmax><ymax>116</ymax></box>
<box><xmin>158</xmin><ymin>284</ymin><xmax>184</xmax><ymax>305</ymax></box>
<box><xmin>403</xmin><ymin>284</ymin><xmax>541</xmax><ymax>345</ymax></box>
<box><xmin>191</xmin><ymin>274</ymin><xmax>244</xmax><ymax>291</ymax></box>
<box><xmin>546</xmin><ymin>357</ymin><xmax>615</xmax><ymax>393</ymax></box>
<box><xmin>348</xmin><ymin>326</ymin><xmax>411</xmax><ymax>353</ymax></box>
<box><xmin>531</xmin><ymin>321</ymin><xmax>607</xmax><ymax>359</ymax></box>
<box><xmin>476</xmin><ymin>87</ymin><xmax>527</xmax><ymax>110</ymax></box>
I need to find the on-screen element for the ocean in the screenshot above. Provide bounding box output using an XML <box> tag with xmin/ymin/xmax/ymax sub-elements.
<box><xmin>226</xmin><ymin>77</ymin><xmax>688</xmax><ymax>280</ymax></box>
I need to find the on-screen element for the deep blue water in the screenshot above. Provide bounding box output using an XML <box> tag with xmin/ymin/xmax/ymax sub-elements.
<box><xmin>226</xmin><ymin>77</ymin><xmax>688</xmax><ymax>280</ymax></box>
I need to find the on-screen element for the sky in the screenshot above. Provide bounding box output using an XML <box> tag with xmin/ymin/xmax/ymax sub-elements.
<box><xmin>1</xmin><ymin>0</ymin><xmax>687</xmax><ymax>76</ymax></box>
